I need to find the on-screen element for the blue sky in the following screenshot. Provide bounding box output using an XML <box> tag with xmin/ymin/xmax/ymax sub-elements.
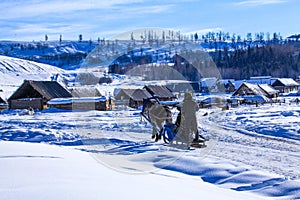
<box><xmin>0</xmin><ymin>0</ymin><xmax>298</xmax><ymax>41</ymax></box>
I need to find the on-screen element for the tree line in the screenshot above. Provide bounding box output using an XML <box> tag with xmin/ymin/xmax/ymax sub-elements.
<box><xmin>212</xmin><ymin>42</ymin><xmax>300</xmax><ymax>80</ymax></box>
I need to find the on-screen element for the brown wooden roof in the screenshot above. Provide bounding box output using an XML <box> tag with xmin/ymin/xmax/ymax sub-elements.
<box><xmin>114</xmin><ymin>89</ymin><xmax>136</xmax><ymax>100</ymax></box>
<box><xmin>144</xmin><ymin>85</ymin><xmax>174</xmax><ymax>99</ymax></box>
<box><xmin>8</xmin><ymin>80</ymin><xmax>72</xmax><ymax>101</ymax></box>
<box><xmin>130</xmin><ymin>89</ymin><xmax>152</xmax><ymax>101</ymax></box>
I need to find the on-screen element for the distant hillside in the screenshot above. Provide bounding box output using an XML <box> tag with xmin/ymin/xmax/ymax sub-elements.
<box><xmin>106</xmin><ymin>41</ymin><xmax>300</xmax><ymax>80</ymax></box>
<box><xmin>0</xmin><ymin>41</ymin><xmax>96</xmax><ymax>70</ymax></box>
<box><xmin>1</xmin><ymin>39</ymin><xmax>300</xmax><ymax>80</ymax></box>
<box><xmin>0</xmin><ymin>39</ymin><xmax>267</xmax><ymax>71</ymax></box>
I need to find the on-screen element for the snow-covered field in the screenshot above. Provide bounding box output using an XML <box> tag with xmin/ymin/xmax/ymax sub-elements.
<box><xmin>0</xmin><ymin>141</ymin><xmax>261</xmax><ymax>200</ymax></box>
<box><xmin>1</xmin><ymin>101</ymin><xmax>299</xmax><ymax>199</ymax></box>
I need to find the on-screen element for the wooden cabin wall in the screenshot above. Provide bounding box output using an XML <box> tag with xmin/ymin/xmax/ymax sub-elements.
<box><xmin>10</xmin><ymin>98</ymin><xmax>43</xmax><ymax>110</ymax></box>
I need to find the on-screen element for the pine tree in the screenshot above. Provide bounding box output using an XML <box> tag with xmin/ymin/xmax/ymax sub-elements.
<box><xmin>194</xmin><ymin>33</ymin><xmax>198</xmax><ymax>41</ymax></box>
<box><xmin>246</xmin><ymin>33</ymin><xmax>252</xmax><ymax>42</ymax></box>
<box><xmin>131</xmin><ymin>32</ymin><xmax>134</xmax><ymax>41</ymax></box>
<box><xmin>266</xmin><ymin>32</ymin><xmax>270</xmax><ymax>41</ymax></box>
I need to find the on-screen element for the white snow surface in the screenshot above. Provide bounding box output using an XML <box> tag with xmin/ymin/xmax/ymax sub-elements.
<box><xmin>1</xmin><ymin>101</ymin><xmax>300</xmax><ymax>199</ymax></box>
<box><xmin>0</xmin><ymin>141</ymin><xmax>261</xmax><ymax>200</ymax></box>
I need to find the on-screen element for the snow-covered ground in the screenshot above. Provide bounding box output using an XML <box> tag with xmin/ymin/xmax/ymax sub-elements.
<box><xmin>0</xmin><ymin>141</ymin><xmax>261</xmax><ymax>200</ymax></box>
<box><xmin>0</xmin><ymin>53</ymin><xmax>299</xmax><ymax>199</ymax></box>
<box><xmin>1</xmin><ymin>101</ymin><xmax>299</xmax><ymax>199</ymax></box>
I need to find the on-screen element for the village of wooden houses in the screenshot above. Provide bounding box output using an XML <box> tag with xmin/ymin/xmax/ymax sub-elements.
<box><xmin>0</xmin><ymin>75</ymin><xmax>299</xmax><ymax>113</ymax></box>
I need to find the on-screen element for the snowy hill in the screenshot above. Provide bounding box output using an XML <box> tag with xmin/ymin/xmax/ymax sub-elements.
<box><xmin>0</xmin><ymin>55</ymin><xmax>70</xmax><ymax>100</ymax></box>
<box><xmin>0</xmin><ymin>41</ymin><xmax>95</xmax><ymax>70</ymax></box>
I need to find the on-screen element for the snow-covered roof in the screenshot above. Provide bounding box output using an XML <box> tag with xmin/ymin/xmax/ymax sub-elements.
<box><xmin>250</xmin><ymin>76</ymin><xmax>272</xmax><ymax>80</ymax></box>
<box><xmin>200</xmin><ymin>77</ymin><xmax>217</xmax><ymax>88</ymax></box>
<box><xmin>247</xmin><ymin>79</ymin><xmax>272</xmax><ymax>85</ymax></box>
<box><xmin>48</xmin><ymin>97</ymin><xmax>107</xmax><ymax>105</ymax></box>
<box><xmin>243</xmin><ymin>82</ymin><xmax>267</xmax><ymax>96</ymax></box>
<box><xmin>217</xmin><ymin>79</ymin><xmax>235</xmax><ymax>85</ymax></box>
<box><xmin>242</xmin><ymin>95</ymin><xmax>270</xmax><ymax>103</ymax></box>
<box><xmin>233</xmin><ymin>82</ymin><xmax>279</xmax><ymax>98</ymax></box>
<box><xmin>232</xmin><ymin>80</ymin><xmax>244</xmax><ymax>90</ymax></box>
<box><xmin>233</xmin><ymin>78</ymin><xmax>277</xmax><ymax>89</ymax></box>
<box><xmin>258</xmin><ymin>84</ymin><xmax>278</xmax><ymax>95</ymax></box>
<box><xmin>276</xmin><ymin>78</ymin><xmax>299</xmax><ymax>86</ymax></box>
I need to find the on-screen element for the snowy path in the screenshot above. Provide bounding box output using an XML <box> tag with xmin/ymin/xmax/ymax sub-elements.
<box><xmin>200</xmin><ymin>104</ymin><xmax>300</xmax><ymax>180</ymax></box>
